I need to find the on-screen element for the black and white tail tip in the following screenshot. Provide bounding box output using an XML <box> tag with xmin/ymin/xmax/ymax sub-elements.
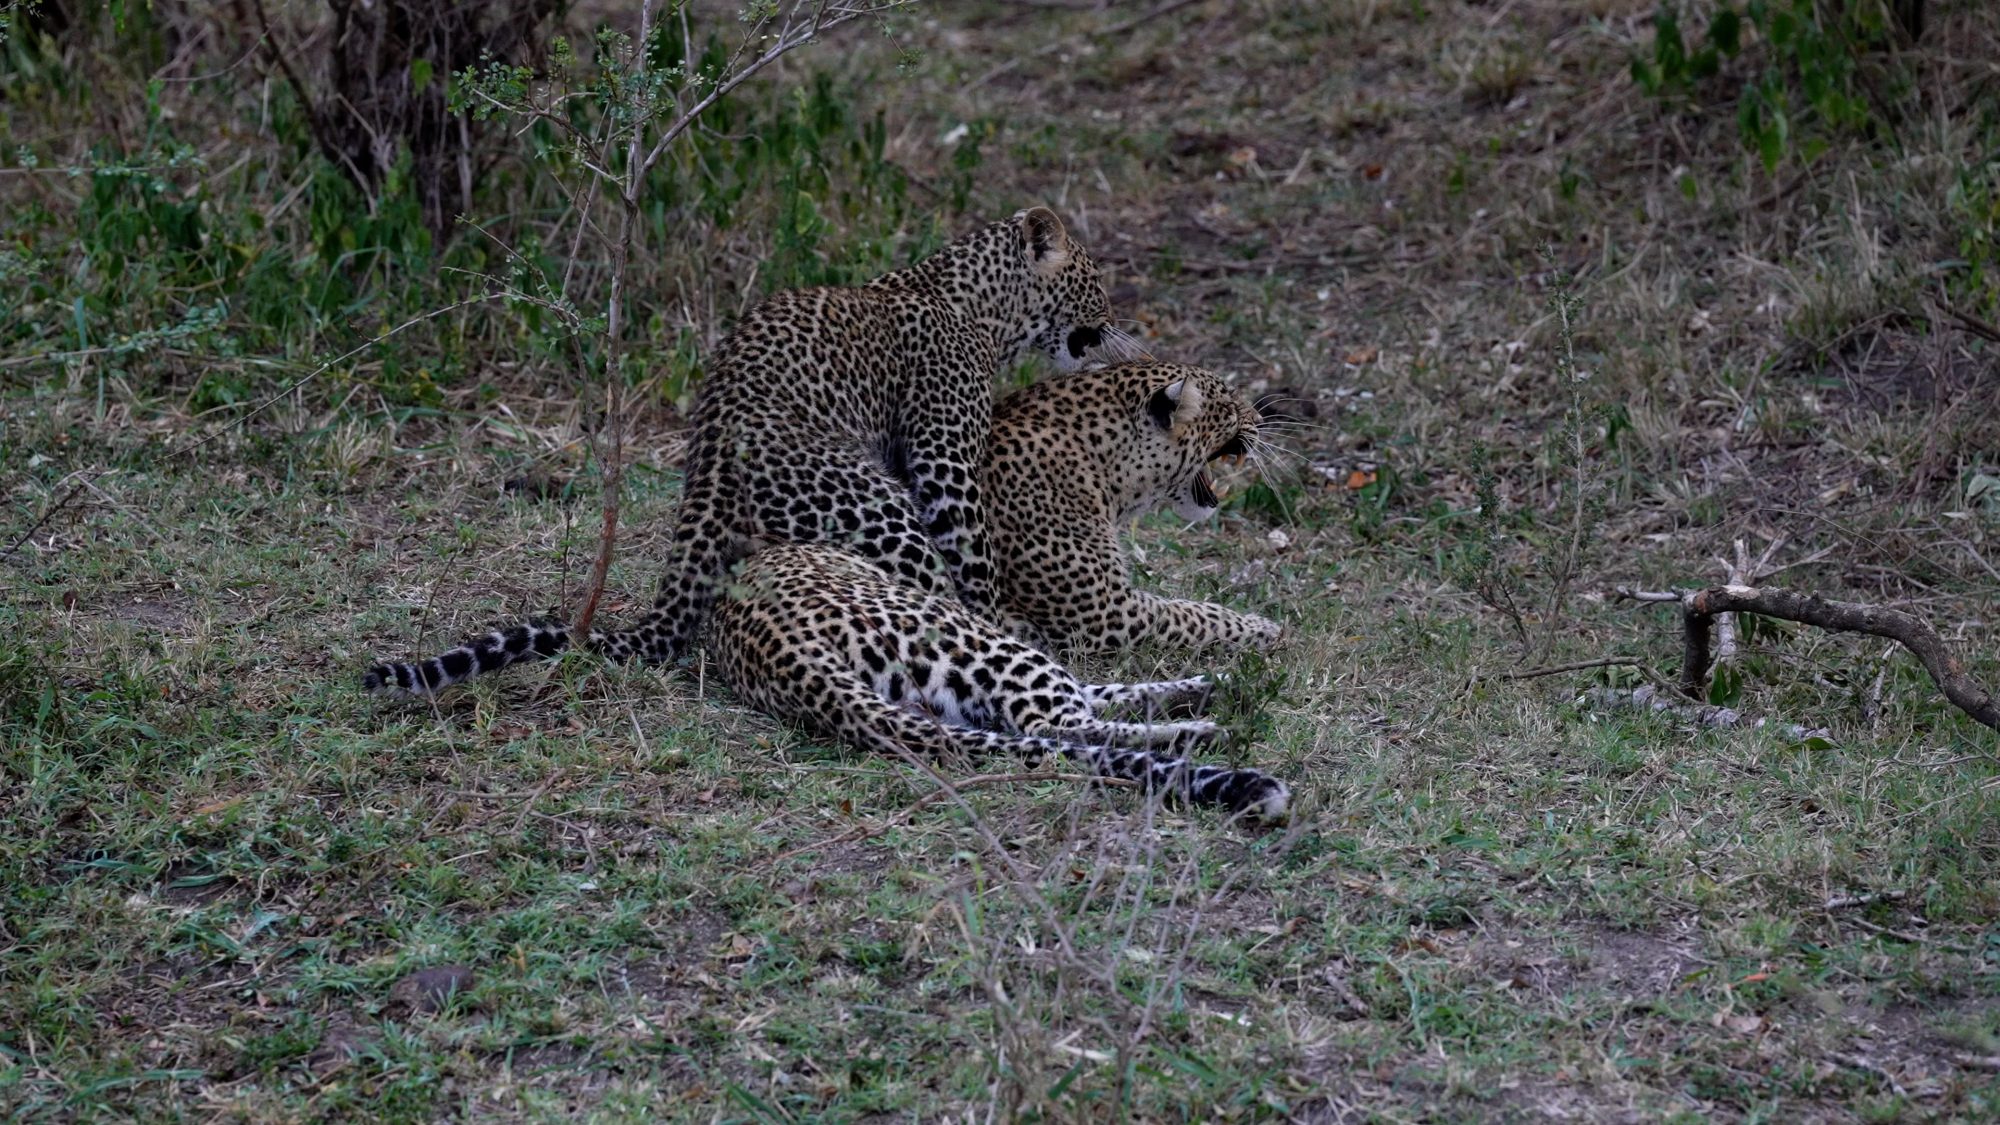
<box><xmin>1182</xmin><ymin>761</ymin><xmax>1291</xmax><ymax>822</ymax></box>
<box><xmin>362</xmin><ymin>619</ymin><xmax>572</xmax><ymax>695</ymax></box>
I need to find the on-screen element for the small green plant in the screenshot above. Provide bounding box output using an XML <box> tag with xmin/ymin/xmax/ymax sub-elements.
<box><xmin>1633</xmin><ymin>1</ymin><xmax>1910</xmax><ymax>171</ymax></box>
<box><xmin>1946</xmin><ymin>158</ymin><xmax>2000</xmax><ymax>313</ymax></box>
<box><xmin>1210</xmin><ymin>648</ymin><xmax>1288</xmax><ymax>748</ymax></box>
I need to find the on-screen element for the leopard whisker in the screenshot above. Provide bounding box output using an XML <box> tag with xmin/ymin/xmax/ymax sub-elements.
<box><xmin>1099</xmin><ymin>324</ymin><xmax>1155</xmax><ymax>362</ymax></box>
<box><xmin>1244</xmin><ymin>434</ymin><xmax>1310</xmax><ymax>471</ymax></box>
<box><xmin>1249</xmin><ymin>420</ymin><xmax>1316</xmax><ymax>435</ymax></box>
<box><xmin>1251</xmin><ymin>393</ymin><xmax>1315</xmax><ymax>409</ymax></box>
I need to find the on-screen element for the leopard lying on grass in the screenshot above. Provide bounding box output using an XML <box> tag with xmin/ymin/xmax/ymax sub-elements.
<box><xmin>363</xmin><ymin>360</ymin><xmax>1290</xmax><ymax>817</ymax></box>
<box><xmin>985</xmin><ymin>361</ymin><xmax>1283</xmax><ymax>655</ymax></box>
<box><xmin>708</xmin><ymin>542</ymin><xmax>1288</xmax><ymax>819</ymax></box>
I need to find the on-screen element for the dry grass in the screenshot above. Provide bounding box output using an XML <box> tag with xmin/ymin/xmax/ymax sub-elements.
<box><xmin>4</xmin><ymin>0</ymin><xmax>2000</xmax><ymax>1120</ymax></box>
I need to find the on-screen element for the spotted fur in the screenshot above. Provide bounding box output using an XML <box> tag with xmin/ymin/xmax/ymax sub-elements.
<box><xmin>711</xmin><ymin>544</ymin><xmax>1287</xmax><ymax>818</ymax></box>
<box><xmin>365</xmin><ymin>206</ymin><xmax>1108</xmax><ymax>699</ymax></box>
<box><xmin>987</xmin><ymin>361</ymin><xmax>1283</xmax><ymax>654</ymax></box>
<box><xmin>592</xmin><ymin>204</ymin><xmax>1111</xmax><ymax>668</ymax></box>
<box><xmin>362</xmin><ymin>549</ymin><xmax>1289</xmax><ymax>818</ymax></box>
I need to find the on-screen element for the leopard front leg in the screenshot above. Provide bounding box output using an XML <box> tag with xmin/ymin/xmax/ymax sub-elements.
<box><xmin>901</xmin><ymin>393</ymin><xmax>997</xmax><ymax>616</ymax></box>
<box><xmin>1104</xmin><ymin>589</ymin><xmax>1282</xmax><ymax>654</ymax></box>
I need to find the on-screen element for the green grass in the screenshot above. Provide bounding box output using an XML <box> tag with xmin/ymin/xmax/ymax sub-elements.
<box><xmin>5</xmin><ymin>0</ymin><xmax>2000</xmax><ymax>1120</ymax></box>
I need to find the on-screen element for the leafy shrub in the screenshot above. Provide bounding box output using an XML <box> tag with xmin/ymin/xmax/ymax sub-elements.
<box><xmin>1633</xmin><ymin>1</ymin><xmax>1914</xmax><ymax>171</ymax></box>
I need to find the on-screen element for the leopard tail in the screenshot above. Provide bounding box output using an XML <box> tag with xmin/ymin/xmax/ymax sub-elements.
<box><xmin>361</xmin><ymin>618</ymin><xmax>576</xmax><ymax>695</ymax></box>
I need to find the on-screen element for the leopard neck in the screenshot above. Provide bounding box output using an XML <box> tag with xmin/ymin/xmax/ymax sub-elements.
<box><xmin>871</xmin><ymin>221</ymin><xmax>1032</xmax><ymax>363</ymax></box>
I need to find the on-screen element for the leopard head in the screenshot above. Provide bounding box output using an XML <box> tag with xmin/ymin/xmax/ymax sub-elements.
<box><xmin>1105</xmin><ymin>362</ymin><xmax>1261</xmax><ymax>523</ymax></box>
<box><xmin>1012</xmin><ymin>207</ymin><xmax>1111</xmax><ymax>372</ymax></box>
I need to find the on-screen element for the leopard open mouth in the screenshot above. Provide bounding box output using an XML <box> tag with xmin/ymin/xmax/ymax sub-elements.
<box><xmin>1193</xmin><ymin>434</ymin><xmax>1251</xmax><ymax>508</ymax></box>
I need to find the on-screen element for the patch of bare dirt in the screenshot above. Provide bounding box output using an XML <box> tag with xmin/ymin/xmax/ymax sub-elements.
<box><xmin>1476</xmin><ymin>917</ymin><xmax>1706</xmax><ymax>1003</ymax></box>
<box><xmin>107</xmin><ymin>598</ymin><xmax>191</xmax><ymax>630</ymax></box>
<box><xmin>1829</xmin><ymin>991</ymin><xmax>2000</xmax><ymax>1092</ymax></box>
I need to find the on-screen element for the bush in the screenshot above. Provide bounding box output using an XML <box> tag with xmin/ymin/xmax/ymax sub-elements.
<box><xmin>1632</xmin><ymin>0</ymin><xmax>1920</xmax><ymax>171</ymax></box>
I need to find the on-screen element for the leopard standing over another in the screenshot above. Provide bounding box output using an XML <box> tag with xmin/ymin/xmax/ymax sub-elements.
<box><xmin>363</xmin><ymin>206</ymin><xmax>1110</xmax><ymax>693</ymax></box>
<box><xmin>361</xmin><ymin>358</ymin><xmax>1293</xmax><ymax>818</ymax></box>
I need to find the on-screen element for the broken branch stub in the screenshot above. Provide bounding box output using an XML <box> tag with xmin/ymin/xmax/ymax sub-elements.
<box><xmin>1679</xmin><ymin>585</ymin><xmax>2000</xmax><ymax>735</ymax></box>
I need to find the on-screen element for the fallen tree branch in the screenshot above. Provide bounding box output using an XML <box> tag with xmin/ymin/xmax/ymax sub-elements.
<box><xmin>1680</xmin><ymin>585</ymin><xmax>1999</xmax><ymax>734</ymax></box>
<box><xmin>1610</xmin><ymin>587</ymin><xmax>1687</xmax><ymax>604</ymax></box>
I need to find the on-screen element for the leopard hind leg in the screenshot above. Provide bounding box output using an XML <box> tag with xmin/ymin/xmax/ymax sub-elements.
<box><xmin>804</xmin><ymin>677</ymin><xmax>1282</xmax><ymax>819</ymax></box>
<box><xmin>1081</xmin><ymin>676</ymin><xmax>1214</xmax><ymax>718</ymax></box>
<box><xmin>1071</xmin><ymin>743</ymin><xmax>1290</xmax><ymax>821</ymax></box>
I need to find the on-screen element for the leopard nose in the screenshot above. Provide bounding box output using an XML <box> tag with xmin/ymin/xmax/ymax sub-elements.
<box><xmin>1066</xmin><ymin>325</ymin><xmax>1104</xmax><ymax>359</ymax></box>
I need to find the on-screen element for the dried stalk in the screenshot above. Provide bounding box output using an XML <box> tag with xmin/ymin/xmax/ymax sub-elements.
<box><xmin>554</xmin><ymin>0</ymin><xmax>914</xmax><ymax>636</ymax></box>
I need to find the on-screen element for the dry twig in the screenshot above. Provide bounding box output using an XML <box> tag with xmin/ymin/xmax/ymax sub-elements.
<box><xmin>1498</xmin><ymin>657</ymin><xmax>1646</xmax><ymax>681</ymax></box>
<box><xmin>1823</xmin><ymin>890</ymin><xmax>1905</xmax><ymax>911</ymax></box>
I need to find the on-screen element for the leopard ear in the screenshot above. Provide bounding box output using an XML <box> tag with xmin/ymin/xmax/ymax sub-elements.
<box><xmin>1147</xmin><ymin>378</ymin><xmax>1204</xmax><ymax>432</ymax></box>
<box><xmin>1014</xmin><ymin>206</ymin><xmax>1072</xmax><ymax>276</ymax></box>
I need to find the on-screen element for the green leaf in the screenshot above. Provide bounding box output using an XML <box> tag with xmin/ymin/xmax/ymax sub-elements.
<box><xmin>1757</xmin><ymin>120</ymin><xmax>1784</xmax><ymax>172</ymax></box>
<box><xmin>411</xmin><ymin>58</ymin><xmax>434</xmax><ymax>92</ymax></box>
<box><xmin>1708</xmin><ymin>8</ymin><xmax>1742</xmax><ymax>55</ymax></box>
<box><xmin>1708</xmin><ymin>663</ymin><xmax>1743</xmax><ymax>707</ymax></box>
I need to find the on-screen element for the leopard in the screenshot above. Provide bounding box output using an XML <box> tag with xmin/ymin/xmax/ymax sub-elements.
<box><xmin>362</xmin><ymin>358</ymin><xmax>1282</xmax><ymax>693</ymax></box>
<box><xmin>361</xmin><ymin>205</ymin><xmax>1110</xmax><ymax>699</ymax></box>
<box><xmin>985</xmin><ymin>360</ymin><xmax>1284</xmax><ymax>656</ymax></box>
<box><xmin>370</xmin><ymin>544</ymin><xmax>1285</xmax><ymax>818</ymax></box>
<box><xmin>586</xmin><ymin>203</ymin><xmax>1113</xmax><ymax>668</ymax></box>
<box><xmin>707</xmin><ymin>543</ymin><xmax>1288</xmax><ymax>819</ymax></box>
<box><xmin>360</xmin><ymin>361</ymin><xmax>1293</xmax><ymax>817</ymax></box>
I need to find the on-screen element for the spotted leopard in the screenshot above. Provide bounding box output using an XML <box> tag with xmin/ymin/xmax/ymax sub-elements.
<box><xmin>361</xmin><ymin>360</ymin><xmax>1291</xmax><ymax>817</ymax></box>
<box><xmin>709</xmin><ymin>543</ymin><xmax>1287</xmax><ymax>818</ymax></box>
<box><xmin>363</xmin><ymin>359</ymin><xmax>1281</xmax><ymax>692</ymax></box>
<box><xmin>595</xmin><ymin>204</ymin><xmax>1112</xmax><ymax>666</ymax></box>
<box><xmin>375</xmin><ymin>544</ymin><xmax>1285</xmax><ymax>817</ymax></box>
<box><xmin>986</xmin><ymin>360</ymin><xmax>1283</xmax><ymax>655</ymax></box>
<box><xmin>363</xmin><ymin>205</ymin><xmax>1108</xmax><ymax>699</ymax></box>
